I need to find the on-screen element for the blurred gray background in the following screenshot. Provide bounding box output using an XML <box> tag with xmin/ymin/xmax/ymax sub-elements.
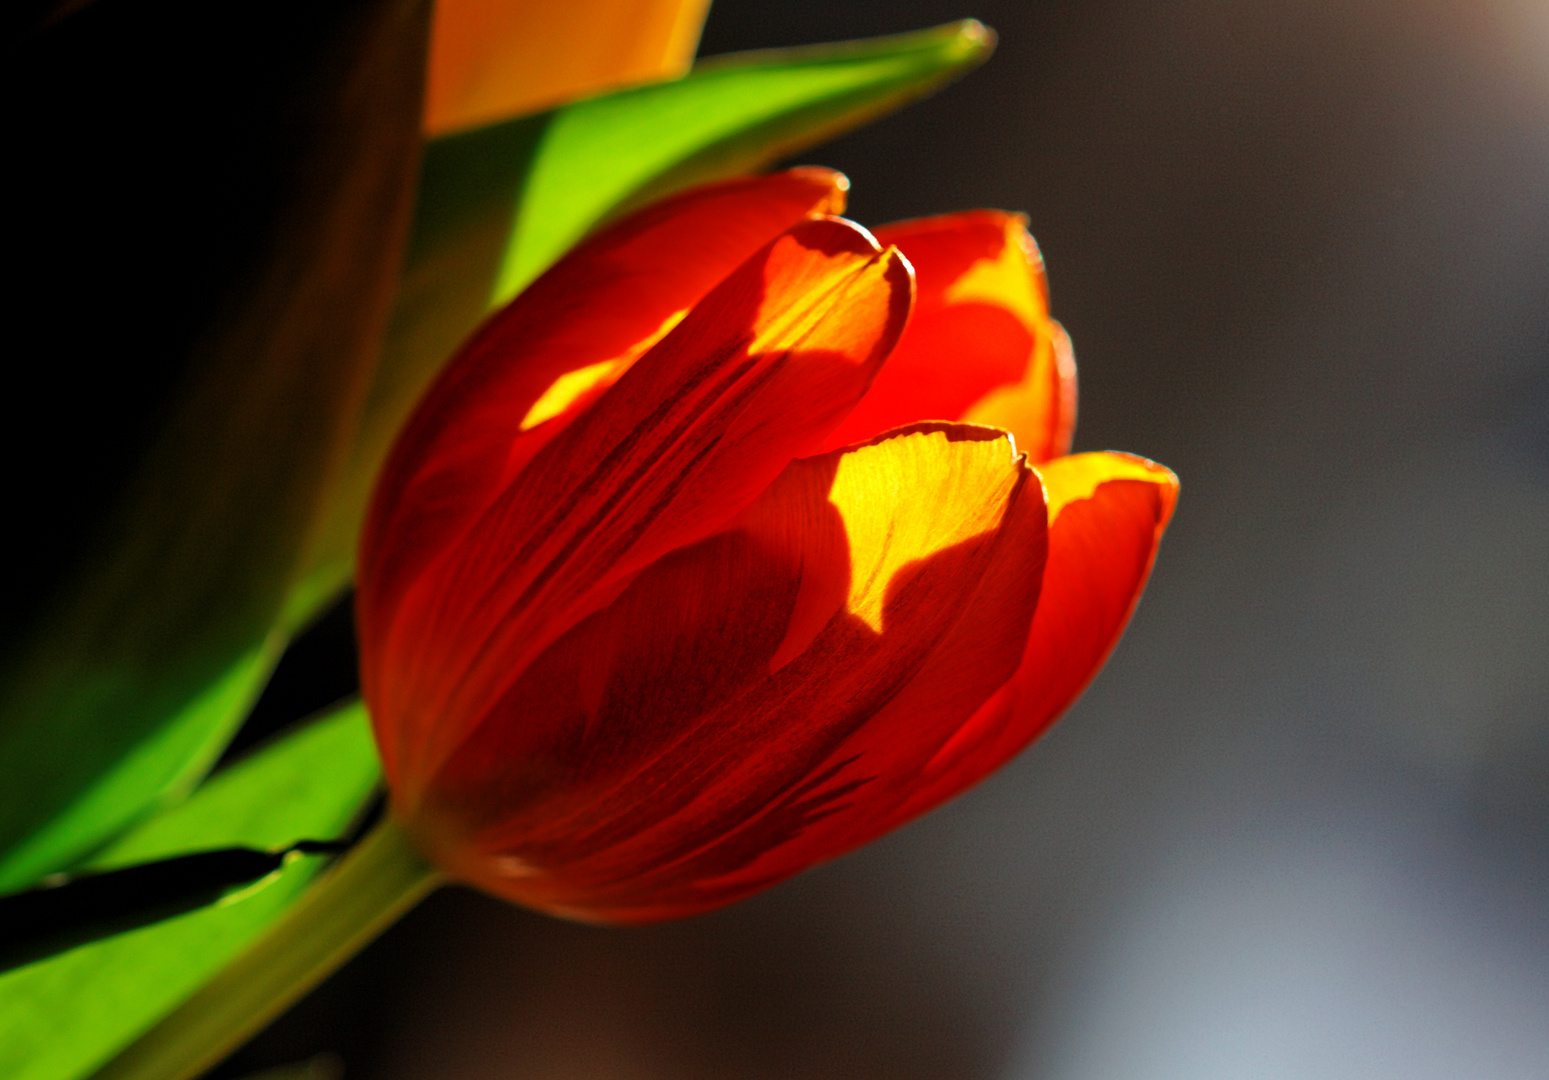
<box><xmin>220</xmin><ymin>1</ymin><xmax>1549</xmax><ymax>1077</ymax></box>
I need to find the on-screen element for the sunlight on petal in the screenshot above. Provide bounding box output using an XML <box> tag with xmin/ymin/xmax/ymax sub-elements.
<box><xmin>1040</xmin><ymin>450</ymin><xmax>1174</xmax><ymax>521</ymax></box>
<box><xmin>961</xmin><ymin>318</ymin><xmax>1077</xmax><ymax>461</ymax></box>
<box><xmin>518</xmin><ymin>308</ymin><xmax>688</xmax><ymax>431</ymax></box>
<box><xmin>941</xmin><ymin>217</ymin><xmax>1046</xmax><ymax>328</ymax></box>
<box><xmin>830</xmin><ymin>426</ymin><xmax>1022</xmax><ymax>632</ymax></box>
<box><xmin>373</xmin><ymin>218</ymin><xmax>911</xmax><ymax>805</ymax></box>
<box><xmin>749</xmin><ymin>222</ymin><xmax>903</xmax><ymax>357</ymax></box>
<box><xmin>830</xmin><ymin>212</ymin><xmax>1073</xmax><ymax>459</ymax></box>
<box><xmin>518</xmin><ymin>359</ymin><xmax>631</xmax><ymax>432</ymax></box>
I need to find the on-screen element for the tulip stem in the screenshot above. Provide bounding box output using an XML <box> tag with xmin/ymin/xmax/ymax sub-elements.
<box><xmin>89</xmin><ymin>817</ymin><xmax>441</xmax><ymax>1080</ymax></box>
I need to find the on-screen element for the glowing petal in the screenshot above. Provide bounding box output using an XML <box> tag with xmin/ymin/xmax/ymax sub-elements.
<box><xmin>831</xmin><ymin>426</ymin><xmax>1021</xmax><ymax>633</ymax></box>
<box><xmin>941</xmin><ymin>220</ymin><xmax>1045</xmax><ymax>326</ymax></box>
<box><xmin>825</xmin><ymin>211</ymin><xmax>1075</xmax><ymax>460</ymax></box>
<box><xmin>426</xmin><ymin>0</ymin><xmax>713</xmax><ymax>135</ymax></box>
<box><xmin>365</xmin><ymin>216</ymin><xmax>912</xmax><ymax>804</ymax></box>
<box><xmin>1042</xmin><ymin>449</ymin><xmax>1173</xmax><ymax>521</ymax></box>
<box><xmin>517</xmin><ymin>309</ymin><xmax>686</xmax><ymax>431</ymax></box>
<box><xmin>1013</xmin><ymin>451</ymin><xmax>1178</xmax><ymax>723</ymax></box>
<box><xmin>361</xmin><ymin>170</ymin><xmax>847</xmax><ymax>679</ymax></box>
<box><xmin>962</xmin><ymin>318</ymin><xmax>1077</xmax><ymax>462</ymax></box>
<box><xmin>894</xmin><ymin>451</ymin><xmax>1178</xmax><ymax>821</ymax></box>
<box><xmin>414</xmin><ymin>424</ymin><xmax>1044</xmax><ymax>922</ymax></box>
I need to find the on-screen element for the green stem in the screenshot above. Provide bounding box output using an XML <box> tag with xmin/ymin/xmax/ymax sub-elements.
<box><xmin>89</xmin><ymin>817</ymin><xmax>441</xmax><ymax>1080</ymax></box>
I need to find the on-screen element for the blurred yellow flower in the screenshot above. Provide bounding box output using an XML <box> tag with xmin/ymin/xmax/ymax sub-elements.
<box><xmin>425</xmin><ymin>0</ymin><xmax>713</xmax><ymax>134</ymax></box>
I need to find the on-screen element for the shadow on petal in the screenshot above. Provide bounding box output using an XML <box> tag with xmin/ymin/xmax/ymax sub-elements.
<box><xmin>415</xmin><ymin>424</ymin><xmax>1046</xmax><ymax>923</ymax></box>
<box><xmin>365</xmin><ymin>214</ymin><xmax>911</xmax><ymax>806</ymax></box>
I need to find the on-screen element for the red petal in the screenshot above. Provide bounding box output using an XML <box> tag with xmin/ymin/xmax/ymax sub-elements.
<box><xmin>361</xmin><ymin>168</ymin><xmax>847</xmax><ymax>658</ymax></box>
<box><xmin>414</xmin><ymin>424</ymin><xmax>1046</xmax><ymax>922</ymax></box>
<box><xmin>822</xmin><ymin>210</ymin><xmax>1076</xmax><ymax>460</ymax></box>
<box><xmin>366</xmin><ymin>216</ymin><xmax>912</xmax><ymax>804</ymax></box>
<box><xmin>892</xmin><ymin>452</ymin><xmax>1178</xmax><ymax>821</ymax></box>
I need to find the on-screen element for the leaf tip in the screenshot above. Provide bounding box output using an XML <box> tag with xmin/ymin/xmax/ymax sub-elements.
<box><xmin>954</xmin><ymin>19</ymin><xmax>998</xmax><ymax>61</ymax></box>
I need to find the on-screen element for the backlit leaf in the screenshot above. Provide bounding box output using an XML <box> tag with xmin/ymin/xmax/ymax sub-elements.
<box><xmin>0</xmin><ymin>702</ymin><xmax>381</xmax><ymax>1080</ymax></box>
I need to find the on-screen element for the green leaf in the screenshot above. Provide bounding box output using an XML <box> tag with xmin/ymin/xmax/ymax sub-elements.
<box><xmin>499</xmin><ymin>18</ymin><xmax>995</xmax><ymax>299</ymax></box>
<box><xmin>0</xmin><ymin>642</ymin><xmax>281</xmax><ymax>893</ymax></box>
<box><xmin>0</xmin><ymin>701</ymin><xmax>381</xmax><ymax>1080</ymax></box>
<box><xmin>0</xmin><ymin>0</ymin><xmax>430</xmax><ymax>887</ymax></box>
<box><xmin>287</xmin><ymin>19</ymin><xmax>995</xmax><ymax>619</ymax></box>
<box><xmin>92</xmin><ymin>819</ymin><xmax>436</xmax><ymax>1080</ymax></box>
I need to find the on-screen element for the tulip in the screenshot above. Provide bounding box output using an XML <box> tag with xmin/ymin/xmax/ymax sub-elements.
<box><xmin>357</xmin><ymin>168</ymin><xmax>1177</xmax><ymax>924</ymax></box>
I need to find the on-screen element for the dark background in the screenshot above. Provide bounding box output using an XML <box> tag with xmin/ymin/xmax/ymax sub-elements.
<box><xmin>220</xmin><ymin>1</ymin><xmax>1549</xmax><ymax>1077</ymax></box>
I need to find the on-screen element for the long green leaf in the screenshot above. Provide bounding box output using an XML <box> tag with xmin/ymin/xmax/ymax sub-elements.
<box><xmin>499</xmin><ymin>18</ymin><xmax>995</xmax><ymax>299</ymax></box>
<box><xmin>0</xmin><ymin>701</ymin><xmax>381</xmax><ymax>1080</ymax></box>
<box><xmin>0</xmin><ymin>0</ymin><xmax>429</xmax><ymax>887</ymax></box>
<box><xmin>288</xmin><ymin>19</ymin><xmax>994</xmax><ymax>618</ymax></box>
<box><xmin>0</xmin><ymin>643</ymin><xmax>281</xmax><ymax>893</ymax></box>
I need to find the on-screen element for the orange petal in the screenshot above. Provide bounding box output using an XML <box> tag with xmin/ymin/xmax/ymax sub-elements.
<box><xmin>413</xmin><ymin>423</ymin><xmax>1045</xmax><ymax>922</ymax></box>
<box><xmin>823</xmin><ymin>210</ymin><xmax>1076</xmax><ymax>460</ymax></box>
<box><xmin>365</xmin><ymin>216</ymin><xmax>912</xmax><ymax>803</ymax></box>
<box><xmin>964</xmin><ymin>318</ymin><xmax>1077</xmax><ymax>463</ymax></box>
<box><xmin>892</xmin><ymin>451</ymin><xmax>1178</xmax><ymax>821</ymax></box>
<box><xmin>361</xmin><ymin>169</ymin><xmax>846</xmax><ymax>673</ymax></box>
<box><xmin>426</xmin><ymin>0</ymin><xmax>712</xmax><ymax>135</ymax></box>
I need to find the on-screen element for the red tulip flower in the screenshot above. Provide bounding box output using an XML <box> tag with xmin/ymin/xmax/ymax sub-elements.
<box><xmin>357</xmin><ymin>169</ymin><xmax>1177</xmax><ymax>923</ymax></box>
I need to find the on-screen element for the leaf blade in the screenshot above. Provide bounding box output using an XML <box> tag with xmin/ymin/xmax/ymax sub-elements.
<box><xmin>0</xmin><ymin>701</ymin><xmax>382</xmax><ymax>1080</ymax></box>
<box><xmin>0</xmin><ymin>642</ymin><xmax>281</xmax><ymax>893</ymax></box>
<box><xmin>500</xmin><ymin>19</ymin><xmax>995</xmax><ymax>298</ymax></box>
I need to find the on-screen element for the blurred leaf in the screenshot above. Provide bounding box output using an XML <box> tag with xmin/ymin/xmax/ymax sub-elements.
<box><xmin>424</xmin><ymin>0</ymin><xmax>711</xmax><ymax>135</ymax></box>
<box><xmin>289</xmin><ymin>18</ymin><xmax>995</xmax><ymax>618</ymax></box>
<box><xmin>0</xmin><ymin>0</ymin><xmax>429</xmax><ymax>886</ymax></box>
<box><xmin>232</xmin><ymin>1055</ymin><xmax>342</xmax><ymax>1080</ymax></box>
<box><xmin>0</xmin><ymin>701</ymin><xmax>381</xmax><ymax>1080</ymax></box>
<box><xmin>0</xmin><ymin>644</ymin><xmax>280</xmax><ymax>893</ymax></box>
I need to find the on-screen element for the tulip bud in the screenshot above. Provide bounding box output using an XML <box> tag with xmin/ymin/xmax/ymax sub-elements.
<box><xmin>360</xmin><ymin>172</ymin><xmax>1178</xmax><ymax>923</ymax></box>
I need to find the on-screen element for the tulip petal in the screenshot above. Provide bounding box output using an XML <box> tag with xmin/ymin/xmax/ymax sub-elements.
<box><xmin>892</xmin><ymin>451</ymin><xmax>1178</xmax><ymax>822</ymax></box>
<box><xmin>823</xmin><ymin>211</ymin><xmax>1076</xmax><ymax>460</ymax></box>
<box><xmin>425</xmin><ymin>0</ymin><xmax>711</xmax><ymax>135</ymax></box>
<box><xmin>366</xmin><ymin>216</ymin><xmax>913</xmax><ymax>801</ymax></box>
<box><xmin>415</xmin><ymin>424</ymin><xmax>1046</xmax><ymax>921</ymax></box>
<box><xmin>360</xmin><ymin>169</ymin><xmax>847</xmax><ymax>653</ymax></box>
